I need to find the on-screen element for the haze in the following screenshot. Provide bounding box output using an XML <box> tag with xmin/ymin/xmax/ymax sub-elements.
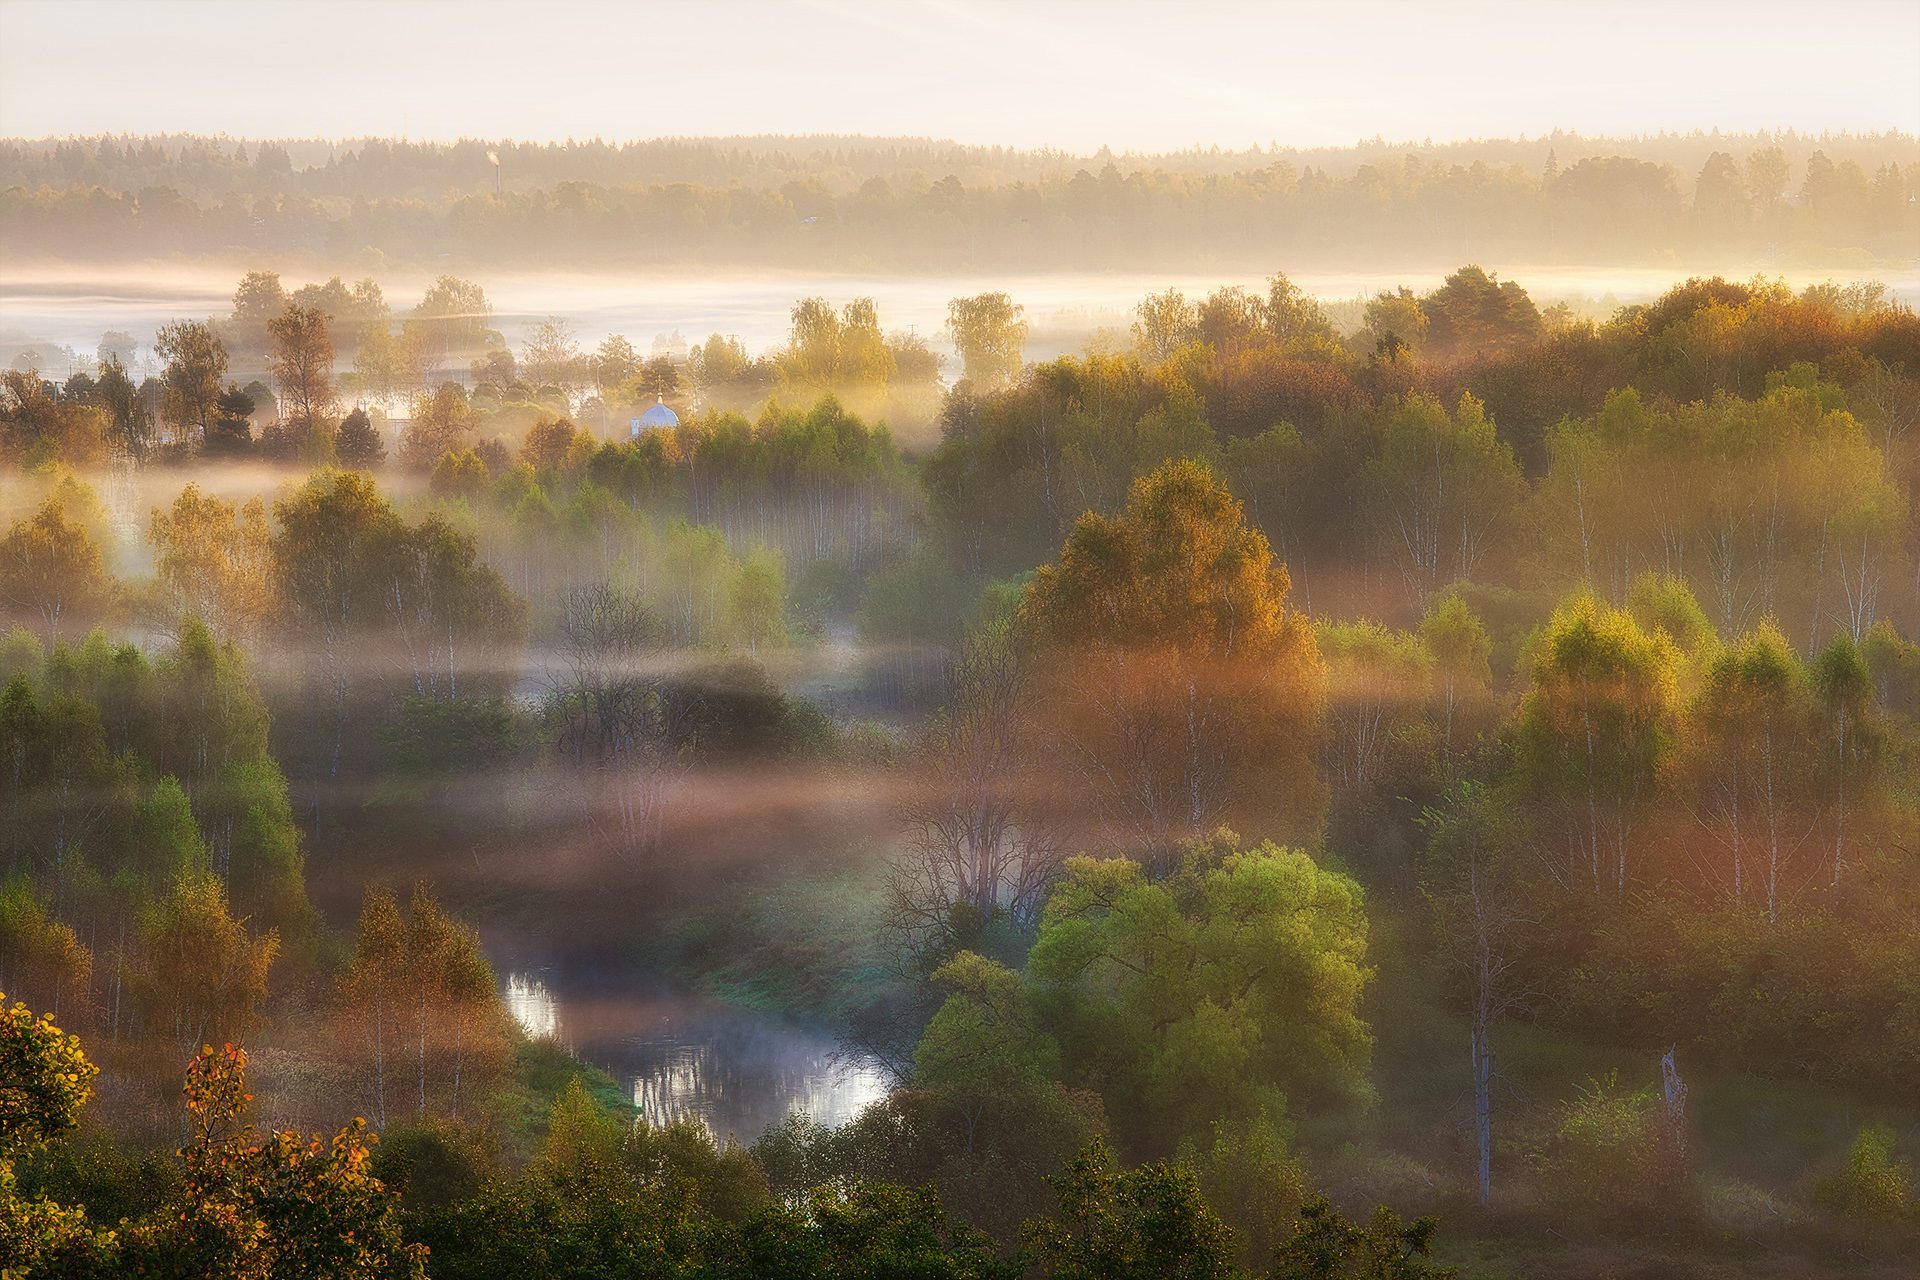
<box><xmin>2</xmin><ymin>0</ymin><xmax>1917</xmax><ymax>149</ymax></box>
<box><xmin>4</xmin><ymin>0</ymin><xmax>1920</xmax><ymax>1275</ymax></box>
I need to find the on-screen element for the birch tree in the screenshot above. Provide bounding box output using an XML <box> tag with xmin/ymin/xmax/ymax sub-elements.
<box><xmin>1517</xmin><ymin>596</ymin><xmax>1677</xmax><ymax>896</ymax></box>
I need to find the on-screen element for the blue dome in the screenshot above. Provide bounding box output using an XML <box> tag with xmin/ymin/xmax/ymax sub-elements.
<box><xmin>639</xmin><ymin>396</ymin><xmax>679</xmax><ymax>428</ymax></box>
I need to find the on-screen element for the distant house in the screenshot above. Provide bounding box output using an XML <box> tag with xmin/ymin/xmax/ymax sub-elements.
<box><xmin>630</xmin><ymin>396</ymin><xmax>679</xmax><ymax>438</ymax></box>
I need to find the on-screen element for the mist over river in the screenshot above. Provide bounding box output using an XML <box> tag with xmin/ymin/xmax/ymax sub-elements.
<box><xmin>9</xmin><ymin>263</ymin><xmax>1908</xmax><ymax>378</ymax></box>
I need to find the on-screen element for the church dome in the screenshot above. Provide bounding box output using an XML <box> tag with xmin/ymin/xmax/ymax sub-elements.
<box><xmin>639</xmin><ymin>395</ymin><xmax>679</xmax><ymax>429</ymax></box>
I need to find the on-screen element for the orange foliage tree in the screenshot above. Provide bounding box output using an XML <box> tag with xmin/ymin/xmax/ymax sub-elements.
<box><xmin>1022</xmin><ymin>459</ymin><xmax>1327</xmax><ymax>866</ymax></box>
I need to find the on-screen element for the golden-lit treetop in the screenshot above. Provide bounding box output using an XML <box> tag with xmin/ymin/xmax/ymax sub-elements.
<box><xmin>1024</xmin><ymin>458</ymin><xmax>1299</xmax><ymax>663</ymax></box>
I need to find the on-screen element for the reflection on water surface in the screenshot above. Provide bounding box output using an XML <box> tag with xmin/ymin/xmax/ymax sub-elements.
<box><xmin>503</xmin><ymin>973</ymin><xmax>561</xmax><ymax>1040</ymax></box>
<box><xmin>503</xmin><ymin>970</ymin><xmax>888</xmax><ymax>1142</ymax></box>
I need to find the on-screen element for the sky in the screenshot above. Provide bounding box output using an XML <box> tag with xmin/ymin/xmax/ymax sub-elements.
<box><xmin>0</xmin><ymin>0</ymin><xmax>1917</xmax><ymax>152</ymax></box>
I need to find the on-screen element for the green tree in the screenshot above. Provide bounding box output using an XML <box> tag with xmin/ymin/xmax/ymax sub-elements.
<box><xmin>398</xmin><ymin>382</ymin><xmax>475</xmax><ymax>469</ymax></box>
<box><xmin>1676</xmin><ymin>622</ymin><xmax>1818</xmax><ymax>921</ymax></box>
<box><xmin>634</xmin><ymin>354</ymin><xmax>683</xmax><ymax>399</ymax></box>
<box><xmin>201</xmin><ymin>382</ymin><xmax>256</xmax><ymax>459</ymax></box>
<box><xmin>1364</xmin><ymin>287</ymin><xmax>1429</xmax><ymax>352</ymax></box>
<box><xmin>1317</xmin><ymin>620</ymin><xmax>1432</xmax><ymax>799</ymax></box>
<box><xmin>227</xmin><ymin>269</ymin><xmax>289</xmax><ymax>358</ymax></box>
<box><xmin>1419</xmin><ymin>593</ymin><xmax>1492</xmax><ymax>765</ymax></box>
<box><xmin>1816</xmin><ymin>1124</ymin><xmax>1912</xmax><ymax>1222</ymax></box>
<box><xmin>1517</xmin><ymin>596</ymin><xmax>1677</xmax><ymax>895</ymax></box>
<box><xmin>589</xmin><ymin>333</ymin><xmax>637</xmax><ymax>400</ymax></box>
<box><xmin>1809</xmin><ymin>633</ymin><xmax>1879</xmax><ymax>889</ymax></box>
<box><xmin>688</xmin><ymin>333</ymin><xmax>756</xmax><ymax>391</ymax></box>
<box><xmin>1536</xmin><ymin>1073</ymin><xmax>1690</xmax><ymax>1232</ymax></box>
<box><xmin>1270</xmin><ymin>1196</ymin><xmax>1458</xmax><ymax>1280</ymax></box>
<box><xmin>271</xmin><ymin>469</ymin><xmax>406</xmax><ymax>812</ymax></box>
<box><xmin>156</xmin><ymin>319</ymin><xmax>229</xmax><ymax>446</ymax></box>
<box><xmin>411</xmin><ymin>276</ymin><xmax>493</xmax><ymax>363</ymax></box>
<box><xmin>727</xmin><ymin>550</ymin><xmax>786</xmax><ymax>653</ymax></box>
<box><xmin>786</xmin><ymin>297</ymin><xmax>844</xmax><ymax>385</ymax></box>
<box><xmin>1134</xmin><ymin>289</ymin><xmax>1198</xmax><ymax>363</ymax></box>
<box><xmin>1264</xmin><ymin>271</ymin><xmax>1338</xmax><ymax>347</ymax></box>
<box><xmin>0</xmin><ymin>994</ymin><xmax>95</xmax><ymax>1159</ymax></box>
<box><xmin>1361</xmin><ymin>393</ymin><xmax>1523</xmax><ymax>611</ymax></box>
<box><xmin>1419</xmin><ymin>265</ymin><xmax>1543</xmax><ymax>361</ymax></box>
<box><xmin>947</xmin><ymin>293</ymin><xmax>1027</xmax><ymax>389</ymax></box>
<box><xmin>1028</xmin><ymin>837</ymin><xmax>1373</xmax><ymax>1155</ymax></box>
<box><xmin>1022</xmin><ymin>1138</ymin><xmax>1240</xmax><ymax>1280</ymax></box>
<box><xmin>336</xmin><ymin>407</ymin><xmax>386</xmax><ymax>470</ymax></box>
<box><xmin>838</xmin><ymin>297</ymin><xmax>895</xmax><ymax>384</ymax></box>
<box><xmin>95</xmin><ymin>355</ymin><xmax>157</xmax><ymax>464</ymax></box>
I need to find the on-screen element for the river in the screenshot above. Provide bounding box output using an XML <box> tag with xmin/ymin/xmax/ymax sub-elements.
<box><xmin>499</xmin><ymin>966</ymin><xmax>891</xmax><ymax>1144</ymax></box>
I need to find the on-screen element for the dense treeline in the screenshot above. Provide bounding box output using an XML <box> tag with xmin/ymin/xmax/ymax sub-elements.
<box><xmin>3</xmin><ymin>130</ymin><xmax>1916</xmax><ymax>269</ymax></box>
<box><xmin>925</xmin><ymin>270</ymin><xmax>1920</xmax><ymax>642</ymax></box>
<box><xmin>19</xmin><ymin>130</ymin><xmax>1915</xmax><ymax>203</ymax></box>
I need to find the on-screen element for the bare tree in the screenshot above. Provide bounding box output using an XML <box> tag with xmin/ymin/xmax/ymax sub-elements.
<box><xmin>887</xmin><ymin>617</ymin><xmax>1064</xmax><ymax>965</ymax></box>
<box><xmin>521</xmin><ymin>315</ymin><xmax>584</xmax><ymax>404</ymax></box>
<box><xmin>547</xmin><ymin>582</ymin><xmax>687</xmax><ymax>855</ymax></box>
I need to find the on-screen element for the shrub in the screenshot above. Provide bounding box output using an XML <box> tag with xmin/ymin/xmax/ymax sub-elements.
<box><xmin>1537</xmin><ymin>1072</ymin><xmax>1691</xmax><ymax>1232</ymax></box>
<box><xmin>1817</xmin><ymin>1124</ymin><xmax>1912</xmax><ymax>1222</ymax></box>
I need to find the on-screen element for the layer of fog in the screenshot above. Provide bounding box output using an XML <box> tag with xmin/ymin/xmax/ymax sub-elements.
<box><xmin>10</xmin><ymin>262</ymin><xmax>1916</xmax><ymax>379</ymax></box>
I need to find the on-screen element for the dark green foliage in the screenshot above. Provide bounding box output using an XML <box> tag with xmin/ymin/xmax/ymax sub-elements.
<box><xmin>375</xmin><ymin>694</ymin><xmax>531</xmax><ymax>831</ymax></box>
<box><xmin>1417</xmin><ymin>265</ymin><xmax>1543</xmax><ymax>361</ymax></box>
<box><xmin>1022</xmin><ymin>1138</ymin><xmax>1242</xmax><ymax>1280</ymax></box>
<box><xmin>1527</xmin><ymin>891</ymin><xmax>1920</xmax><ymax>1097</ymax></box>
<box><xmin>723</xmin><ymin>1183</ymin><xmax>1017</xmax><ymax>1280</ymax></box>
<box><xmin>369</xmin><ymin>1118</ymin><xmax>496</xmax><ymax>1210</ymax></box>
<box><xmin>669</xmin><ymin>658</ymin><xmax>838</xmax><ymax>761</ymax></box>
<box><xmin>0</xmin><ymin>623</ymin><xmax>311</xmax><ymax>958</ymax></box>
<box><xmin>753</xmin><ymin>1082</ymin><xmax>1100</xmax><ymax>1245</ymax></box>
<box><xmin>337</xmin><ymin>406</ymin><xmax>387</xmax><ymax>470</ymax></box>
<box><xmin>17</xmin><ymin>1137</ymin><xmax>183</xmax><ymax>1232</ymax></box>
<box><xmin>1270</xmin><ymin>1196</ymin><xmax>1457</xmax><ymax>1280</ymax></box>
<box><xmin>200</xmin><ymin>383</ymin><xmax>254</xmax><ymax>459</ymax></box>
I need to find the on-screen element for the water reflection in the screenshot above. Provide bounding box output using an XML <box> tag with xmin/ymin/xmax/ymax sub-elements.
<box><xmin>504</xmin><ymin>973</ymin><xmax>562</xmax><ymax>1041</ymax></box>
<box><xmin>502</xmin><ymin>969</ymin><xmax>888</xmax><ymax>1142</ymax></box>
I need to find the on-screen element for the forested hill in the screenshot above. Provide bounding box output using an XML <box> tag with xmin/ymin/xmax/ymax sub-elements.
<box><xmin>2</xmin><ymin>129</ymin><xmax>1915</xmax><ymax>271</ymax></box>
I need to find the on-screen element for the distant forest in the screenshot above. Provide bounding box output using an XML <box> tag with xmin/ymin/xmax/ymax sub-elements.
<box><xmin>2</xmin><ymin>130</ymin><xmax>1916</xmax><ymax>271</ymax></box>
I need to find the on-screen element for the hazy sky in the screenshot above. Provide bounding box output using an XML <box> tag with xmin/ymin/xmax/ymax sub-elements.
<box><xmin>2</xmin><ymin>0</ymin><xmax>1916</xmax><ymax>151</ymax></box>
